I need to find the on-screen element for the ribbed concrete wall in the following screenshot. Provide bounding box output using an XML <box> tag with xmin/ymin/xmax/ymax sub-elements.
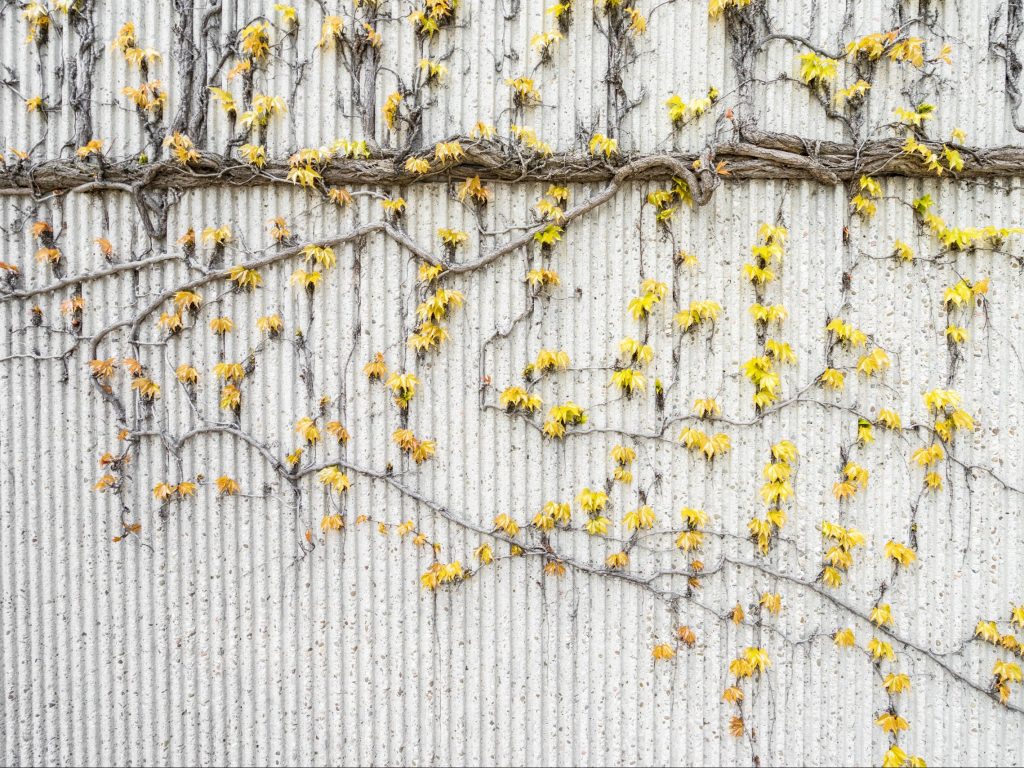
<box><xmin>2</xmin><ymin>2</ymin><xmax>1024</xmax><ymax>767</ymax></box>
<box><xmin>1</xmin><ymin>0</ymin><xmax>1020</xmax><ymax>154</ymax></box>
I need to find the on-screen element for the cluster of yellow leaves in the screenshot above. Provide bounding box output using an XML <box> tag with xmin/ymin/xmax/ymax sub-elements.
<box><xmin>437</xmin><ymin>229</ymin><xmax>467</xmax><ymax>250</ymax></box>
<box><xmin>317</xmin><ymin>16</ymin><xmax>345</xmax><ymax>48</ymax></box>
<box><xmin>742</xmin><ymin>226</ymin><xmax>791</xmax><ymax>408</ymax></box>
<box><xmin>892</xmin><ymin>239</ymin><xmax>914</xmax><ymax>262</ymax></box>
<box><xmin>903</xmin><ymin>134</ymin><xmax>962</xmax><ymax>176</ymax></box>
<box><xmin>665</xmin><ymin>87</ymin><xmax>719</xmax><ymax>126</ymax></box>
<box><xmin>588</xmin><ymin>132</ymin><xmax>618</xmax><ymax>158</ymax></box>
<box><xmin>494</xmin><ymin>512</ymin><xmax>520</xmax><ymax>537</ymax></box>
<box><xmin>152</xmin><ymin>480</ymin><xmax>198</xmax><ymax>502</ymax></box>
<box><xmin>543</xmin><ymin>401</ymin><xmax>587</xmax><ymax>439</ymax></box>
<box><xmin>856</xmin><ymin>347</ymin><xmax>890</xmax><ymax>377</ymax></box>
<box><xmin>875</xmin><ymin>407</ymin><xmax>902</xmax><ymax>431</ymax></box>
<box><xmin>692</xmin><ymin>397</ymin><xmax>720</xmax><ymax>419</ymax></box>
<box><xmin>458</xmin><ymin>176</ymin><xmax>491</xmax><ymax>205</ymax></box>
<box><xmin>213</xmin><ymin>361</ymin><xmax>245</xmax><ymax>383</ymax></box>
<box><xmin>294</xmin><ymin>416</ymin><xmax>321</xmax><ymax>444</ymax></box>
<box><xmin>21</xmin><ymin>3</ymin><xmax>53</xmax><ymax>45</ymax></box>
<box><xmin>201</xmin><ymin>225</ymin><xmax>231</xmax><ymax>247</ymax></box>
<box><xmin>404</xmin><ymin>155</ymin><xmax>430</xmax><ymax>175</ymax></box>
<box><xmin>88</xmin><ymin>357</ymin><xmax>117</xmax><ymax>381</ymax></box>
<box><xmin>819</xmin><ymin>317</ymin><xmax>869</xmax><ymax>391</ymax></box>
<box><xmin>110</xmin><ymin>22</ymin><xmax>161</xmax><ymax>69</ymax></box>
<box><xmin>651</xmin><ymin>643</ymin><xmax>675</xmax><ymax>661</ymax></box>
<box><xmin>798</xmin><ymin>52</ymin><xmax>837</xmax><ymax>88</ymax></box>
<box><xmin>977</xmin><ymin>608</ymin><xmax>1024</xmax><ymax>703</ymax></box>
<box><xmin>722</xmin><ymin>647</ymin><xmax>770</xmax><ymax>735</ymax></box>
<box><xmin>419</xmin><ymin>58</ymin><xmax>448</xmax><ymax>84</ymax></box>
<box><xmin>164</xmin><ymin>133</ymin><xmax>199</xmax><ymax>165</ymax></box>
<box><xmin>209</xmin><ymin>316</ymin><xmax>234</xmax><ymax>335</ymax></box>
<box><xmin>363</xmin><ymin>352</ymin><xmax>388</xmax><ymax>381</ymax></box>
<box><xmin>845</xmin><ymin>31</ymin><xmax>897</xmax><ymax>61</ymax></box>
<box><xmin>434</xmin><ymin>140</ymin><xmax>464</xmax><ymax>165</ymax></box>
<box><xmin>748</xmin><ymin>440</ymin><xmax>797</xmax><ymax>553</ymax></box>
<box><xmin>273</xmin><ymin>4</ymin><xmax>298</xmax><ymax>27</ymax></box>
<box><xmin>742</xmin><ymin>355</ymin><xmax>782</xmax><ymax>410</ymax></box>
<box><xmin>218</xmin><ymin>381</ymin><xmax>241</xmax><ymax>411</ymax></box>
<box><xmin>628</xmin><ymin>279</ymin><xmax>667</xmax><ymax>321</ymax></box>
<box><xmin>510</xmin><ymin>124</ymin><xmax>553</xmax><ymax>156</ymax></box>
<box><xmin>646</xmin><ymin>177</ymin><xmax>694</xmax><ymax>223</ymax></box>
<box><xmin>239</xmin><ymin>21</ymin><xmax>270</xmax><ymax>61</ymax></box>
<box><xmin>393</xmin><ymin>428</ymin><xmax>436</xmax><ymax>464</ymax></box>
<box><xmin>876</xmin><ymin>711</ymin><xmax>910</xmax><ymax>735</ymax></box>
<box><xmin>623</xmin><ymin>504</ymin><xmax>655</xmax><ymax>532</ymax></box>
<box><xmin>760</xmin><ymin>592</ymin><xmax>783</xmax><ymax>616</ymax></box>
<box><xmin>316</xmin><ymin>466</ymin><xmax>351</xmax><ymax>494</ymax></box>
<box><xmin>923</xmin><ymin>388</ymin><xmax>972</xmax><ymax>431</ymax></box>
<box><xmin>76</xmin><ymin>138</ymin><xmax>103</xmax><ymax>158</ymax></box>
<box><xmin>474</xmin><ymin>542</ymin><xmax>494</xmax><ymax>565</ymax></box>
<box><xmin>531</xmin><ymin>30</ymin><xmax>563</xmax><ymax>59</ymax></box>
<box><xmin>676</xmin><ymin>506</ymin><xmax>709</xmax><ymax>557</ymax></box>
<box><xmin>819</xmin><ymin>521</ymin><xmax>866</xmax><ymax>588</ymax></box>
<box><xmin>577</xmin><ymin>487</ymin><xmax>610</xmax><ymax>535</ymax></box>
<box><xmin>470</xmin><ymin>121</ymin><xmax>497</xmax><ymax>140</ymax></box>
<box><xmin>544</xmin><ymin>559</ymin><xmax>567</xmax><ymax>577</ymax></box>
<box><xmin>122</xmin><ymin>80</ymin><xmax>166</xmax><ymax>113</ymax></box>
<box><xmin>881</xmin><ymin>746</ymin><xmax>927</xmax><ymax>768</ymax></box>
<box><xmin>888</xmin><ymin>36</ymin><xmax>927</xmax><ymax>68</ymax></box>
<box><xmin>215</xmin><ymin>476</ymin><xmax>240</xmax><ymax>496</ymax></box>
<box><xmin>708</xmin><ymin>0</ymin><xmax>752</xmax><ymax>18</ymax></box>
<box><xmin>675</xmin><ymin>299</ymin><xmax>722</xmax><ymax>331</ymax></box>
<box><xmin>506</xmin><ymin>76</ymin><xmax>541</xmax><ymax>106</ymax></box>
<box><xmin>833</xmin><ymin>460</ymin><xmax>868</xmax><ymax>502</ymax></box>
<box><xmin>619</xmin><ymin>337</ymin><xmax>653</xmax><ymax>368</ymax></box>
<box><xmin>678</xmin><ymin>427</ymin><xmax>731</xmax><ymax>461</ymax></box>
<box><xmin>290</xmin><ymin>240</ymin><xmax>339</xmax><ymax>291</ymax></box>
<box><xmin>884</xmin><ymin>540</ymin><xmax>917</xmax><ymax>568</ymax></box>
<box><xmin>610</xmin><ymin>444</ymin><xmax>635</xmax><ymax>484</ymax></box>
<box><xmin>131</xmin><ymin>376</ymin><xmax>162</xmax><ymax>401</ymax></box>
<box><xmin>260</xmin><ymin>311</ymin><xmax>284</xmax><ymax>333</ymax></box>
<box><xmin>850</xmin><ymin>175</ymin><xmax>882</xmax><ymax>218</ymax></box>
<box><xmin>90</xmin><ymin>358</ymin><xmax>156</xmax><ymax>400</ymax></box>
<box><xmin>623</xmin><ymin>7</ymin><xmax>647</xmax><ymax>35</ymax></box>
<box><xmin>871</xmin><ymin>603</ymin><xmax>894</xmax><ymax>629</ymax></box>
<box><xmin>420</xmin><ymin>561</ymin><xmax>463</xmax><ymax>590</ymax></box>
<box><xmin>528</xmin><ymin>274</ymin><xmax>561</xmax><ymax>296</ymax></box>
<box><xmin>532</xmin><ymin>500</ymin><xmax>572</xmax><ymax>532</ymax></box>
<box><xmin>914</xmin><ymin>388</ymin><xmax>973</xmax><ymax>489</ymax></box>
<box><xmin>410</xmin><ymin>288</ymin><xmax>464</xmax><ymax>352</ymax></box>
<box><xmin>912</xmin><ymin>194</ymin><xmax>1024</xmax><ymax>250</ymax></box>
<box><xmin>385</xmin><ymin>371</ymin><xmax>419</xmax><ymax>409</ymax></box>
<box><xmin>381</xmin><ymin>196</ymin><xmax>407</xmax><ymax>218</ymax></box>
<box><xmin>409</xmin><ymin>0</ymin><xmax>457</xmax><ymax>38</ymax></box>
<box><xmin>749</xmin><ymin>303</ymin><xmax>788</xmax><ymax>325</ymax></box>
<box><xmin>943</xmin><ymin>277</ymin><xmax>988</xmax><ymax>309</ymax></box>
<box><xmin>834</xmin><ymin>79</ymin><xmax>871</xmax><ymax>107</ymax></box>
<box><xmin>894</xmin><ymin>102</ymin><xmax>935</xmax><ymax>128</ymax></box>
<box><xmin>528</xmin><ymin>348</ymin><xmax>570</xmax><ymax>377</ymax></box>
<box><xmin>611</xmin><ymin>368</ymin><xmax>646</xmax><ymax>397</ymax></box>
<box><xmin>856</xmin><ymin>417</ymin><xmax>874</xmax><ymax>446</ymax></box>
<box><xmin>229</xmin><ymin>264</ymin><xmax>263</xmax><ymax>291</ymax></box>
<box><xmin>500</xmin><ymin>386</ymin><xmax>543</xmax><ymax>413</ymax></box>
<box><xmin>327</xmin><ymin>421</ymin><xmax>350</xmax><ymax>444</ymax></box>
<box><xmin>536</xmin><ymin>184</ymin><xmax>568</xmax><ymax>224</ymax></box>
<box><xmin>241</xmin><ymin>94</ymin><xmax>286</xmax><ymax>131</ymax></box>
<box><xmin>819</xmin><ymin>366</ymin><xmax>843</xmax><ymax>391</ymax></box>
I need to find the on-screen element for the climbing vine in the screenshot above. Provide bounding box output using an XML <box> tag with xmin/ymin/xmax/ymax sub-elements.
<box><xmin>3</xmin><ymin>2</ymin><xmax>1024</xmax><ymax>765</ymax></box>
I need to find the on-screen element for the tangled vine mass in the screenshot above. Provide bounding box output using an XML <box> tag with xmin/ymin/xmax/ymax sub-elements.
<box><xmin>4</xmin><ymin>1</ymin><xmax>1024</xmax><ymax>765</ymax></box>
